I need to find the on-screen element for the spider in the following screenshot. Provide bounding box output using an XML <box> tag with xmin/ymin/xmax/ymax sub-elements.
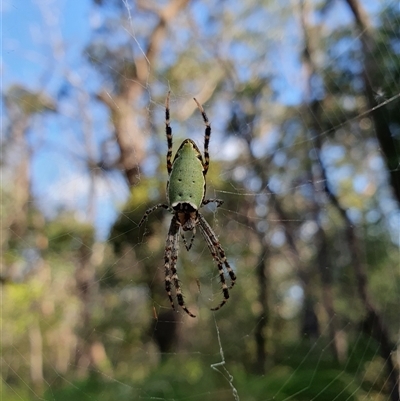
<box><xmin>139</xmin><ymin>92</ymin><xmax>236</xmax><ymax>317</ymax></box>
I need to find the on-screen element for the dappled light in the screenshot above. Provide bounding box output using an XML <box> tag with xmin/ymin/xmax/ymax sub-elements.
<box><xmin>2</xmin><ymin>0</ymin><xmax>400</xmax><ymax>400</ymax></box>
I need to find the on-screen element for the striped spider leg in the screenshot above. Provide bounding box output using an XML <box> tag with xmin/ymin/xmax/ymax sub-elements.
<box><xmin>198</xmin><ymin>213</ymin><xmax>236</xmax><ymax>310</ymax></box>
<box><xmin>164</xmin><ymin>215</ymin><xmax>196</xmax><ymax>317</ymax></box>
<box><xmin>138</xmin><ymin>92</ymin><xmax>236</xmax><ymax>317</ymax></box>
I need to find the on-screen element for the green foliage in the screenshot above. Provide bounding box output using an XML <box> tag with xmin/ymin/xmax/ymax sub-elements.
<box><xmin>39</xmin><ymin>341</ymin><xmax>384</xmax><ymax>401</ymax></box>
<box><xmin>5</xmin><ymin>84</ymin><xmax>56</xmax><ymax>116</ymax></box>
<box><xmin>3</xmin><ymin>1</ymin><xmax>400</xmax><ymax>400</ymax></box>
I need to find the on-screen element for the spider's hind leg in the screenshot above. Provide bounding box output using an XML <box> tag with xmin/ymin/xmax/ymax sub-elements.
<box><xmin>165</xmin><ymin>92</ymin><xmax>173</xmax><ymax>175</ymax></box>
<box><xmin>138</xmin><ymin>203</ymin><xmax>170</xmax><ymax>227</ymax></box>
<box><xmin>193</xmin><ymin>97</ymin><xmax>211</xmax><ymax>176</ymax></box>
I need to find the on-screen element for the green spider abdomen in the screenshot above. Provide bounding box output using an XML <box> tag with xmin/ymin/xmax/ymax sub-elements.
<box><xmin>167</xmin><ymin>139</ymin><xmax>205</xmax><ymax>210</ymax></box>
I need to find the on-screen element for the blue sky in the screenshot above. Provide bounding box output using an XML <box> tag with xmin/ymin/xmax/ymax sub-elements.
<box><xmin>3</xmin><ymin>1</ymin><xmax>124</xmax><ymax>240</ymax></box>
<box><xmin>3</xmin><ymin>0</ymin><xmax>92</xmax><ymax>86</ymax></box>
<box><xmin>2</xmin><ymin>0</ymin><xmax>396</xmax><ymax>241</ymax></box>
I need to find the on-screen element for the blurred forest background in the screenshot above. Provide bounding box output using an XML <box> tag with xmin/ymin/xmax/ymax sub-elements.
<box><xmin>2</xmin><ymin>0</ymin><xmax>400</xmax><ymax>400</ymax></box>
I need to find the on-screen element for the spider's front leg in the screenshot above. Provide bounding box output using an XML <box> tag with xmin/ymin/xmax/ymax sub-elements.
<box><xmin>198</xmin><ymin>213</ymin><xmax>237</xmax><ymax>311</ymax></box>
<box><xmin>165</xmin><ymin>216</ymin><xmax>196</xmax><ymax>318</ymax></box>
<box><xmin>164</xmin><ymin>217</ymin><xmax>176</xmax><ymax>312</ymax></box>
<box><xmin>201</xmin><ymin>231</ymin><xmax>230</xmax><ymax>311</ymax></box>
<box><xmin>198</xmin><ymin>213</ymin><xmax>236</xmax><ymax>288</ymax></box>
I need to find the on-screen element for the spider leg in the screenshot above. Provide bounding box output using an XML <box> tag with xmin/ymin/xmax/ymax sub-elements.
<box><xmin>200</xmin><ymin>228</ymin><xmax>229</xmax><ymax>311</ymax></box>
<box><xmin>165</xmin><ymin>91</ymin><xmax>173</xmax><ymax>175</ymax></box>
<box><xmin>193</xmin><ymin>98</ymin><xmax>211</xmax><ymax>176</ymax></box>
<box><xmin>202</xmin><ymin>198</ymin><xmax>224</xmax><ymax>208</ymax></box>
<box><xmin>180</xmin><ymin>227</ymin><xmax>196</xmax><ymax>251</ymax></box>
<box><xmin>164</xmin><ymin>217</ymin><xmax>176</xmax><ymax>311</ymax></box>
<box><xmin>198</xmin><ymin>213</ymin><xmax>236</xmax><ymax>311</ymax></box>
<box><xmin>167</xmin><ymin>216</ymin><xmax>196</xmax><ymax>318</ymax></box>
<box><xmin>138</xmin><ymin>203</ymin><xmax>171</xmax><ymax>227</ymax></box>
<box><xmin>198</xmin><ymin>213</ymin><xmax>236</xmax><ymax>289</ymax></box>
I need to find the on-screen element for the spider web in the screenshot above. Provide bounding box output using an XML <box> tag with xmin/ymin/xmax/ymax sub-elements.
<box><xmin>2</xmin><ymin>0</ymin><xmax>400</xmax><ymax>401</ymax></box>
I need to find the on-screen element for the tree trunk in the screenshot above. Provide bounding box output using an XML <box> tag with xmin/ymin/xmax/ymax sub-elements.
<box><xmin>254</xmin><ymin>249</ymin><xmax>269</xmax><ymax>374</ymax></box>
<box><xmin>29</xmin><ymin>321</ymin><xmax>44</xmax><ymax>396</ymax></box>
<box><xmin>322</xmin><ymin>154</ymin><xmax>399</xmax><ymax>401</ymax></box>
<box><xmin>97</xmin><ymin>0</ymin><xmax>190</xmax><ymax>187</ymax></box>
<box><xmin>300</xmin><ymin>1</ymin><xmax>342</xmax><ymax>359</ymax></box>
<box><xmin>345</xmin><ymin>0</ymin><xmax>400</xmax><ymax>206</ymax></box>
<box><xmin>8</xmin><ymin>116</ymin><xmax>30</xmax><ymax>240</ymax></box>
<box><xmin>74</xmin><ymin>234</ymin><xmax>97</xmax><ymax>375</ymax></box>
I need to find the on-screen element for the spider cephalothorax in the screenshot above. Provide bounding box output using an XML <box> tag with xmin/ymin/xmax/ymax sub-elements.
<box><xmin>174</xmin><ymin>203</ymin><xmax>199</xmax><ymax>232</ymax></box>
<box><xmin>139</xmin><ymin>92</ymin><xmax>236</xmax><ymax>317</ymax></box>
